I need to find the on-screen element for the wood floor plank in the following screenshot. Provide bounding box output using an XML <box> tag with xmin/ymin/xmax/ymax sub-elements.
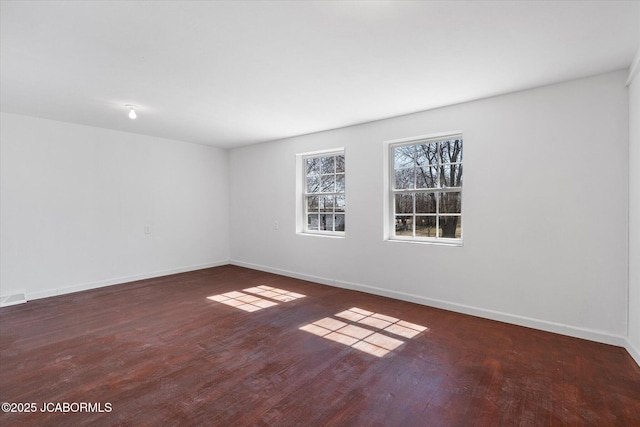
<box><xmin>1</xmin><ymin>265</ymin><xmax>639</xmax><ymax>426</ymax></box>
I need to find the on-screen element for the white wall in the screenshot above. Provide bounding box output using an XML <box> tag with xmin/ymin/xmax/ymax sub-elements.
<box><xmin>0</xmin><ymin>113</ymin><xmax>229</xmax><ymax>300</ymax></box>
<box><xmin>629</xmin><ymin>52</ymin><xmax>640</xmax><ymax>364</ymax></box>
<box><xmin>230</xmin><ymin>70</ymin><xmax>630</xmax><ymax>344</ymax></box>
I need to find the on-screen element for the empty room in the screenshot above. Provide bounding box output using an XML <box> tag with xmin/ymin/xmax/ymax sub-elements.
<box><xmin>1</xmin><ymin>1</ymin><xmax>639</xmax><ymax>425</ymax></box>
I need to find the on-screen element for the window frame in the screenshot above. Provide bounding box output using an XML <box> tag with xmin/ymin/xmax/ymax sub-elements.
<box><xmin>299</xmin><ymin>149</ymin><xmax>346</xmax><ymax>237</ymax></box>
<box><xmin>384</xmin><ymin>133</ymin><xmax>463</xmax><ymax>246</ymax></box>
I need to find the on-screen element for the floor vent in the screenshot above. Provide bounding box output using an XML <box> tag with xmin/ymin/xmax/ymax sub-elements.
<box><xmin>0</xmin><ymin>293</ymin><xmax>27</xmax><ymax>308</ymax></box>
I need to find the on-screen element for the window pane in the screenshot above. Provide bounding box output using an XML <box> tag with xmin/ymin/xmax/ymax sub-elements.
<box><xmin>441</xmin><ymin>164</ymin><xmax>462</xmax><ymax>188</ymax></box>
<box><xmin>388</xmin><ymin>137</ymin><xmax>462</xmax><ymax>242</ymax></box>
<box><xmin>395</xmin><ymin>194</ymin><xmax>413</xmax><ymax>214</ymax></box>
<box><xmin>439</xmin><ymin>192</ymin><xmax>462</xmax><ymax>213</ymax></box>
<box><xmin>306</xmin><ymin>195</ymin><xmax>319</xmax><ymax>212</ymax></box>
<box><xmin>394</xmin><ymin>146</ymin><xmax>414</xmax><ymax>169</ymax></box>
<box><xmin>416</xmin><ymin>166</ymin><xmax>438</xmax><ymax>189</ymax></box>
<box><xmin>416</xmin><ymin>143</ymin><xmax>437</xmax><ymax>167</ymax></box>
<box><xmin>415</xmin><ymin>192</ymin><xmax>436</xmax><ymax>213</ymax></box>
<box><xmin>334</xmin><ymin>214</ymin><xmax>345</xmax><ymax>231</ymax></box>
<box><xmin>306</xmin><ymin>175</ymin><xmax>319</xmax><ymax>193</ymax></box>
<box><xmin>336</xmin><ymin>173</ymin><xmax>345</xmax><ymax>192</ymax></box>
<box><xmin>301</xmin><ymin>150</ymin><xmax>345</xmax><ymax>236</ymax></box>
<box><xmin>320</xmin><ymin>214</ymin><xmax>333</xmax><ymax>231</ymax></box>
<box><xmin>395</xmin><ymin>216</ymin><xmax>413</xmax><ymax>236</ymax></box>
<box><xmin>395</xmin><ymin>169</ymin><xmax>414</xmax><ymax>190</ymax></box>
<box><xmin>320</xmin><ymin>195</ymin><xmax>334</xmax><ymax>212</ymax></box>
<box><xmin>321</xmin><ymin>156</ymin><xmax>335</xmax><ymax>174</ymax></box>
<box><xmin>439</xmin><ymin>216</ymin><xmax>461</xmax><ymax>238</ymax></box>
<box><xmin>440</xmin><ymin>139</ymin><xmax>463</xmax><ymax>164</ymax></box>
<box><xmin>336</xmin><ymin>154</ymin><xmax>345</xmax><ymax>173</ymax></box>
<box><xmin>307</xmin><ymin>214</ymin><xmax>319</xmax><ymax>230</ymax></box>
<box><xmin>320</xmin><ymin>175</ymin><xmax>335</xmax><ymax>192</ymax></box>
<box><xmin>415</xmin><ymin>216</ymin><xmax>436</xmax><ymax>237</ymax></box>
<box><xmin>306</xmin><ymin>158</ymin><xmax>320</xmax><ymax>175</ymax></box>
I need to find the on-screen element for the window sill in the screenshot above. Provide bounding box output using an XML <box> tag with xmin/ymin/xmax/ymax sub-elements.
<box><xmin>299</xmin><ymin>231</ymin><xmax>345</xmax><ymax>239</ymax></box>
<box><xmin>385</xmin><ymin>238</ymin><xmax>463</xmax><ymax>247</ymax></box>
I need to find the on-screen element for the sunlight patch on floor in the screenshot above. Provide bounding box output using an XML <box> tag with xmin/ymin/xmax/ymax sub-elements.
<box><xmin>300</xmin><ymin>307</ymin><xmax>428</xmax><ymax>357</ymax></box>
<box><xmin>207</xmin><ymin>286</ymin><xmax>305</xmax><ymax>312</ymax></box>
<box><xmin>242</xmin><ymin>286</ymin><xmax>306</xmax><ymax>303</ymax></box>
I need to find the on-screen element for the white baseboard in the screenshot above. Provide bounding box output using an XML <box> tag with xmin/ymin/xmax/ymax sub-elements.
<box><xmin>230</xmin><ymin>259</ymin><xmax>628</xmax><ymax>349</ymax></box>
<box><xmin>336</xmin><ymin>279</ymin><xmax>628</xmax><ymax>347</ymax></box>
<box><xmin>231</xmin><ymin>260</ymin><xmax>334</xmax><ymax>287</ymax></box>
<box><xmin>0</xmin><ymin>292</ymin><xmax>27</xmax><ymax>308</ymax></box>
<box><xmin>19</xmin><ymin>260</ymin><xmax>230</xmax><ymax>302</ymax></box>
<box><xmin>625</xmin><ymin>339</ymin><xmax>640</xmax><ymax>367</ymax></box>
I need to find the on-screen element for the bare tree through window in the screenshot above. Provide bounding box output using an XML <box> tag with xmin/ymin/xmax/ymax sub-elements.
<box><xmin>391</xmin><ymin>136</ymin><xmax>462</xmax><ymax>240</ymax></box>
<box><xmin>304</xmin><ymin>152</ymin><xmax>345</xmax><ymax>233</ymax></box>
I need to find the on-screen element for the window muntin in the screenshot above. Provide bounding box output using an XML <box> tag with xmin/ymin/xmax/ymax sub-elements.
<box><xmin>304</xmin><ymin>151</ymin><xmax>345</xmax><ymax>234</ymax></box>
<box><xmin>390</xmin><ymin>136</ymin><xmax>462</xmax><ymax>242</ymax></box>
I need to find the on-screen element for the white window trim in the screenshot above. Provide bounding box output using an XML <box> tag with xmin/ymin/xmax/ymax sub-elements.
<box><xmin>296</xmin><ymin>148</ymin><xmax>346</xmax><ymax>237</ymax></box>
<box><xmin>383</xmin><ymin>133</ymin><xmax>463</xmax><ymax>246</ymax></box>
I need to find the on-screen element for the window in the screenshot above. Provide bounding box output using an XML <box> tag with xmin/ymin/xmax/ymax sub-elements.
<box><xmin>388</xmin><ymin>134</ymin><xmax>462</xmax><ymax>243</ymax></box>
<box><xmin>302</xmin><ymin>151</ymin><xmax>345</xmax><ymax>235</ymax></box>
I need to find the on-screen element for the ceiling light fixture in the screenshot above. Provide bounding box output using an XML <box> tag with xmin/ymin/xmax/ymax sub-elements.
<box><xmin>125</xmin><ymin>104</ymin><xmax>137</xmax><ymax>120</ymax></box>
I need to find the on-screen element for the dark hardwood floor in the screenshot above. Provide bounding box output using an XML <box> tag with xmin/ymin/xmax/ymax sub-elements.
<box><xmin>1</xmin><ymin>265</ymin><xmax>639</xmax><ymax>426</ymax></box>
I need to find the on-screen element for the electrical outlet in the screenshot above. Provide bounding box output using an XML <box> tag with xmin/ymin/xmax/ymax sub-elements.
<box><xmin>144</xmin><ymin>224</ymin><xmax>152</xmax><ymax>234</ymax></box>
<box><xmin>274</xmin><ymin>220</ymin><xmax>279</xmax><ymax>230</ymax></box>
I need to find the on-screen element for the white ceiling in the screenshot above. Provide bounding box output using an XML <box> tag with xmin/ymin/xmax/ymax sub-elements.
<box><xmin>1</xmin><ymin>1</ymin><xmax>639</xmax><ymax>149</ymax></box>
